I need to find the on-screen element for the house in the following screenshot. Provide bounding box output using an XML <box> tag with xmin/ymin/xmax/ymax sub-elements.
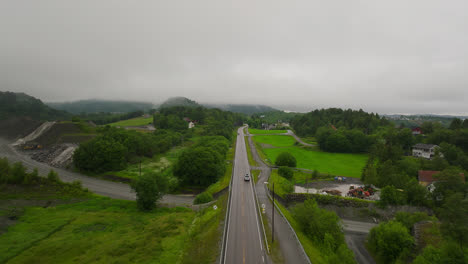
<box><xmin>412</xmin><ymin>144</ymin><xmax>439</xmax><ymax>159</ymax></box>
<box><xmin>188</xmin><ymin>121</ymin><xmax>195</xmax><ymax>129</ymax></box>
<box><xmin>418</xmin><ymin>170</ymin><xmax>465</xmax><ymax>188</ymax></box>
<box><xmin>412</xmin><ymin>127</ymin><xmax>422</xmax><ymax>135</ymax></box>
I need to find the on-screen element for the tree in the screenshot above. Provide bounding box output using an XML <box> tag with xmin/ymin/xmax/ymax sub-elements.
<box><xmin>275</xmin><ymin>152</ymin><xmax>297</xmax><ymax>167</ymax></box>
<box><xmin>438</xmin><ymin>193</ymin><xmax>468</xmax><ymax>248</ymax></box>
<box><xmin>174</xmin><ymin>146</ymin><xmax>225</xmax><ymax>187</ymax></box>
<box><xmin>449</xmin><ymin>118</ymin><xmax>463</xmax><ymax>130</ymax></box>
<box><xmin>379</xmin><ymin>185</ymin><xmax>406</xmax><ymax>206</ymax></box>
<box><xmin>292</xmin><ymin>199</ymin><xmax>344</xmax><ymax>250</ymax></box>
<box><xmin>367</xmin><ymin>221</ymin><xmax>414</xmax><ymax>263</ymax></box>
<box><xmin>278</xmin><ymin>166</ymin><xmax>293</xmax><ymax>180</ymax></box>
<box><xmin>432</xmin><ymin>168</ymin><xmax>465</xmax><ymax>201</ymax></box>
<box><xmin>131</xmin><ymin>172</ymin><xmax>169</xmax><ymax>211</ymax></box>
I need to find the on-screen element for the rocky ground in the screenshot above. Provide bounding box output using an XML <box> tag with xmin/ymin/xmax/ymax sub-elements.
<box><xmin>19</xmin><ymin>143</ymin><xmax>77</xmax><ymax>169</ymax></box>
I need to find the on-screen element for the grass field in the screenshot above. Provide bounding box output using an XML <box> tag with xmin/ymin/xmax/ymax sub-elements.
<box><xmin>263</xmin><ymin>147</ymin><xmax>368</xmax><ymax>178</ymax></box>
<box><xmin>109</xmin><ymin>116</ymin><xmax>153</xmax><ymax>127</ymax></box>
<box><xmin>248</xmin><ymin>128</ymin><xmax>287</xmax><ymax>134</ymax></box>
<box><xmin>0</xmin><ymin>181</ymin><xmax>224</xmax><ymax>264</ymax></box>
<box><xmin>252</xmin><ymin>135</ymin><xmax>296</xmax><ymax>147</ymax></box>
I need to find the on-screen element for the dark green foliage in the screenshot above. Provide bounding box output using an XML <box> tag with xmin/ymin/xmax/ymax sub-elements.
<box><xmin>432</xmin><ymin>168</ymin><xmax>466</xmax><ymax>201</ymax></box>
<box><xmin>394</xmin><ymin>212</ymin><xmax>434</xmax><ymax>231</ymax></box>
<box><xmin>193</xmin><ymin>192</ymin><xmax>213</xmax><ymax>205</ymax></box>
<box><xmin>449</xmin><ymin>118</ymin><xmax>463</xmax><ymax>130</ymax></box>
<box><xmin>0</xmin><ymin>91</ymin><xmax>70</xmax><ymax>121</ymax></box>
<box><xmin>290</xmin><ymin>108</ymin><xmax>390</xmax><ymax>137</ymax></box>
<box><xmin>174</xmin><ymin>146</ymin><xmax>225</xmax><ymax>187</ymax></box>
<box><xmin>246</xmin><ymin>110</ymin><xmax>298</xmax><ymax>128</ymax></box>
<box><xmin>47</xmin><ymin>170</ymin><xmax>60</xmax><ymax>183</ymax></box>
<box><xmin>77</xmin><ymin>111</ymin><xmax>145</xmax><ymax>125</ymax></box>
<box><xmin>367</xmin><ymin>221</ymin><xmax>414</xmax><ymax>263</ymax></box>
<box><xmin>130</xmin><ymin>172</ymin><xmax>169</xmax><ymax>211</ymax></box>
<box><xmin>379</xmin><ymin>185</ymin><xmax>406</xmax><ymax>207</ymax></box>
<box><xmin>413</xmin><ymin>242</ymin><xmax>468</xmax><ymax>264</ymax></box>
<box><xmin>73</xmin><ymin>127</ymin><xmax>182</xmax><ymax>173</ymax></box>
<box><xmin>292</xmin><ymin>199</ymin><xmax>345</xmax><ymax>252</ymax></box>
<box><xmin>316</xmin><ymin>127</ymin><xmax>373</xmax><ymax>153</ymax></box>
<box><xmin>438</xmin><ymin>193</ymin><xmax>468</xmax><ymax>248</ymax></box>
<box><xmin>275</xmin><ymin>152</ymin><xmax>297</xmax><ymax>167</ymax></box>
<box><xmin>47</xmin><ymin>100</ymin><xmax>153</xmax><ymax>114</ymax></box>
<box><xmin>278</xmin><ymin>166</ymin><xmax>293</xmax><ymax>180</ymax></box>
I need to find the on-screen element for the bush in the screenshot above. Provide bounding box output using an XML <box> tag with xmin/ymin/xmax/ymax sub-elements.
<box><xmin>194</xmin><ymin>192</ymin><xmax>213</xmax><ymax>205</ymax></box>
<box><xmin>368</xmin><ymin>220</ymin><xmax>414</xmax><ymax>263</ymax></box>
<box><xmin>378</xmin><ymin>185</ymin><xmax>406</xmax><ymax>207</ymax></box>
<box><xmin>10</xmin><ymin>162</ymin><xmax>27</xmax><ymax>184</ymax></box>
<box><xmin>131</xmin><ymin>172</ymin><xmax>169</xmax><ymax>211</ymax></box>
<box><xmin>292</xmin><ymin>199</ymin><xmax>344</xmax><ymax>250</ymax></box>
<box><xmin>278</xmin><ymin>166</ymin><xmax>293</xmax><ymax>180</ymax></box>
<box><xmin>47</xmin><ymin>170</ymin><xmax>60</xmax><ymax>183</ymax></box>
<box><xmin>275</xmin><ymin>152</ymin><xmax>296</xmax><ymax>167</ymax></box>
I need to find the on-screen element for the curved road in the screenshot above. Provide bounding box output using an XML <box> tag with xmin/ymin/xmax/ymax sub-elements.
<box><xmin>0</xmin><ymin>138</ymin><xmax>194</xmax><ymax>206</ymax></box>
<box><xmin>224</xmin><ymin>127</ymin><xmax>267</xmax><ymax>264</ymax></box>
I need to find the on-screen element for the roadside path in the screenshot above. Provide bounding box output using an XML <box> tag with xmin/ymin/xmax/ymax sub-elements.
<box><xmin>0</xmin><ymin>138</ymin><xmax>194</xmax><ymax>206</ymax></box>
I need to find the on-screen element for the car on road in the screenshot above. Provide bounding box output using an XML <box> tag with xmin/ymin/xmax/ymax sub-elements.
<box><xmin>244</xmin><ymin>173</ymin><xmax>250</xmax><ymax>181</ymax></box>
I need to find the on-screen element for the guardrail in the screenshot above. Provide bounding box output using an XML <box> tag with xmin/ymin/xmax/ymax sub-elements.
<box><xmin>251</xmin><ymin>170</ymin><xmax>270</xmax><ymax>254</ymax></box>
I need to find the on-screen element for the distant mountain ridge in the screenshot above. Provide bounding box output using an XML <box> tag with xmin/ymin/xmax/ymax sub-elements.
<box><xmin>204</xmin><ymin>104</ymin><xmax>278</xmax><ymax>115</ymax></box>
<box><xmin>47</xmin><ymin>99</ymin><xmax>154</xmax><ymax>114</ymax></box>
<box><xmin>159</xmin><ymin>97</ymin><xmax>200</xmax><ymax>108</ymax></box>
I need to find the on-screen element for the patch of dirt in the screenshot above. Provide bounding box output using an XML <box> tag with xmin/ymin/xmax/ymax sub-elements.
<box><xmin>21</xmin><ymin>143</ymin><xmax>78</xmax><ymax>169</ymax></box>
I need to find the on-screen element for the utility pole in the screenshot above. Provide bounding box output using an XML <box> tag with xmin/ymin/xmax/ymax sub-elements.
<box><xmin>272</xmin><ymin>183</ymin><xmax>275</xmax><ymax>243</ymax></box>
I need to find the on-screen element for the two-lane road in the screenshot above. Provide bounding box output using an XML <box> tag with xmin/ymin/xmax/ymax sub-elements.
<box><xmin>224</xmin><ymin>127</ymin><xmax>266</xmax><ymax>264</ymax></box>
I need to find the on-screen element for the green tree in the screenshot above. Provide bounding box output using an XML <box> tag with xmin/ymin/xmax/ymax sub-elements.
<box><xmin>275</xmin><ymin>152</ymin><xmax>297</xmax><ymax>167</ymax></box>
<box><xmin>379</xmin><ymin>185</ymin><xmax>406</xmax><ymax>206</ymax></box>
<box><xmin>292</xmin><ymin>199</ymin><xmax>344</xmax><ymax>250</ymax></box>
<box><xmin>278</xmin><ymin>166</ymin><xmax>293</xmax><ymax>180</ymax></box>
<box><xmin>449</xmin><ymin>118</ymin><xmax>463</xmax><ymax>130</ymax></box>
<box><xmin>438</xmin><ymin>193</ymin><xmax>468</xmax><ymax>248</ymax></box>
<box><xmin>131</xmin><ymin>172</ymin><xmax>169</xmax><ymax>211</ymax></box>
<box><xmin>367</xmin><ymin>221</ymin><xmax>414</xmax><ymax>263</ymax></box>
<box><xmin>174</xmin><ymin>147</ymin><xmax>225</xmax><ymax>187</ymax></box>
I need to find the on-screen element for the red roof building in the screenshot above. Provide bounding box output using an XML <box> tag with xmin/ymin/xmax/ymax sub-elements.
<box><xmin>418</xmin><ymin>170</ymin><xmax>465</xmax><ymax>187</ymax></box>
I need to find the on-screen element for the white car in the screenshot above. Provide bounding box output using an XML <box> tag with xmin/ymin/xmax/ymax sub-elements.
<box><xmin>244</xmin><ymin>173</ymin><xmax>250</xmax><ymax>181</ymax></box>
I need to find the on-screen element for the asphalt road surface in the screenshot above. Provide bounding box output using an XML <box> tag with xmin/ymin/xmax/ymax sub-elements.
<box><xmin>224</xmin><ymin>128</ymin><xmax>267</xmax><ymax>264</ymax></box>
<box><xmin>0</xmin><ymin>138</ymin><xmax>194</xmax><ymax>206</ymax></box>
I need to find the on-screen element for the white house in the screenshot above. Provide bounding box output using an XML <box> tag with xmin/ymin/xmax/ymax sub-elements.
<box><xmin>412</xmin><ymin>144</ymin><xmax>439</xmax><ymax>159</ymax></box>
<box><xmin>188</xmin><ymin>121</ymin><xmax>195</xmax><ymax>129</ymax></box>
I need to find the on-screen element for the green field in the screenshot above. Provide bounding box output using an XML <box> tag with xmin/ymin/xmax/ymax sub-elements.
<box><xmin>253</xmin><ymin>135</ymin><xmax>296</xmax><ymax>147</ymax></box>
<box><xmin>263</xmin><ymin>147</ymin><xmax>368</xmax><ymax>178</ymax></box>
<box><xmin>0</xmin><ymin>183</ymin><xmax>224</xmax><ymax>264</ymax></box>
<box><xmin>248</xmin><ymin>128</ymin><xmax>287</xmax><ymax>134</ymax></box>
<box><xmin>109</xmin><ymin>116</ymin><xmax>153</xmax><ymax>127</ymax></box>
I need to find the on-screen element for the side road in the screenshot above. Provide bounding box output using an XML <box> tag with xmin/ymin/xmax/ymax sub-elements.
<box><xmin>0</xmin><ymin>138</ymin><xmax>194</xmax><ymax>206</ymax></box>
<box><xmin>247</xmin><ymin>132</ymin><xmax>309</xmax><ymax>264</ymax></box>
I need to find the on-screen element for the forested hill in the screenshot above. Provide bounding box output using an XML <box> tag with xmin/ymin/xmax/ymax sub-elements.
<box><xmin>47</xmin><ymin>100</ymin><xmax>154</xmax><ymax>114</ymax></box>
<box><xmin>204</xmin><ymin>104</ymin><xmax>278</xmax><ymax>115</ymax></box>
<box><xmin>159</xmin><ymin>97</ymin><xmax>200</xmax><ymax>108</ymax></box>
<box><xmin>0</xmin><ymin>91</ymin><xmax>69</xmax><ymax>121</ymax></box>
<box><xmin>291</xmin><ymin>108</ymin><xmax>390</xmax><ymax>136</ymax></box>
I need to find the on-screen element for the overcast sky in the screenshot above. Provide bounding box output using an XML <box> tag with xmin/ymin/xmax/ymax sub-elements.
<box><xmin>1</xmin><ymin>1</ymin><xmax>468</xmax><ymax>114</ymax></box>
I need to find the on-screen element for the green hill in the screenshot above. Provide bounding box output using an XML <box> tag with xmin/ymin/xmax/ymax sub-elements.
<box><xmin>159</xmin><ymin>97</ymin><xmax>200</xmax><ymax>109</ymax></box>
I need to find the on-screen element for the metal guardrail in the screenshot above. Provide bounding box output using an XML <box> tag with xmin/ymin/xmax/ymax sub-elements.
<box><xmin>264</xmin><ymin>184</ymin><xmax>312</xmax><ymax>264</ymax></box>
<box><xmin>251</xmin><ymin>170</ymin><xmax>270</xmax><ymax>254</ymax></box>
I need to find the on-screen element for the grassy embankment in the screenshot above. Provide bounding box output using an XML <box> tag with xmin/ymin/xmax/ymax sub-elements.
<box><xmin>253</xmin><ymin>135</ymin><xmax>368</xmax><ymax>178</ymax></box>
<box><xmin>248</xmin><ymin>128</ymin><xmax>287</xmax><ymax>134</ymax></box>
<box><xmin>109</xmin><ymin>116</ymin><xmax>153</xmax><ymax>127</ymax></box>
<box><xmin>0</xmin><ymin>177</ymin><xmax>225</xmax><ymax>263</ymax></box>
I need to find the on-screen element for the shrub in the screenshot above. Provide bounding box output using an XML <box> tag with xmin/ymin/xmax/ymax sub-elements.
<box><xmin>23</xmin><ymin>168</ymin><xmax>39</xmax><ymax>185</ymax></box>
<box><xmin>275</xmin><ymin>152</ymin><xmax>296</xmax><ymax>167</ymax></box>
<box><xmin>378</xmin><ymin>185</ymin><xmax>406</xmax><ymax>207</ymax></box>
<box><xmin>47</xmin><ymin>170</ymin><xmax>60</xmax><ymax>183</ymax></box>
<box><xmin>368</xmin><ymin>220</ymin><xmax>414</xmax><ymax>263</ymax></box>
<box><xmin>131</xmin><ymin>172</ymin><xmax>169</xmax><ymax>211</ymax></box>
<box><xmin>278</xmin><ymin>166</ymin><xmax>293</xmax><ymax>180</ymax></box>
<box><xmin>194</xmin><ymin>192</ymin><xmax>213</xmax><ymax>205</ymax></box>
<box><xmin>10</xmin><ymin>162</ymin><xmax>27</xmax><ymax>184</ymax></box>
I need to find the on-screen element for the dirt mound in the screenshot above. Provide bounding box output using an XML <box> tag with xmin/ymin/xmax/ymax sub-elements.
<box><xmin>33</xmin><ymin>122</ymin><xmax>89</xmax><ymax>147</ymax></box>
<box><xmin>0</xmin><ymin>117</ymin><xmax>42</xmax><ymax>140</ymax></box>
<box><xmin>30</xmin><ymin>144</ymin><xmax>77</xmax><ymax>169</ymax></box>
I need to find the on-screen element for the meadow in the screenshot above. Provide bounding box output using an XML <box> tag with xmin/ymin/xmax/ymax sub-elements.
<box><xmin>248</xmin><ymin>128</ymin><xmax>287</xmax><ymax>134</ymax></box>
<box><xmin>109</xmin><ymin>116</ymin><xmax>153</xmax><ymax>127</ymax></box>
<box><xmin>0</xmin><ymin>184</ymin><xmax>225</xmax><ymax>264</ymax></box>
<box><xmin>252</xmin><ymin>133</ymin><xmax>368</xmax><ymax>177</ymax></box>
<box><xmin>252</xmin><ymin>135</ymin><xmax>296</xmax><ymax>147</ymax></box>
<box><xmin>263</xmin><ymin>147</ymin><xmax>367</xmax><ymax>178</ymax></box>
